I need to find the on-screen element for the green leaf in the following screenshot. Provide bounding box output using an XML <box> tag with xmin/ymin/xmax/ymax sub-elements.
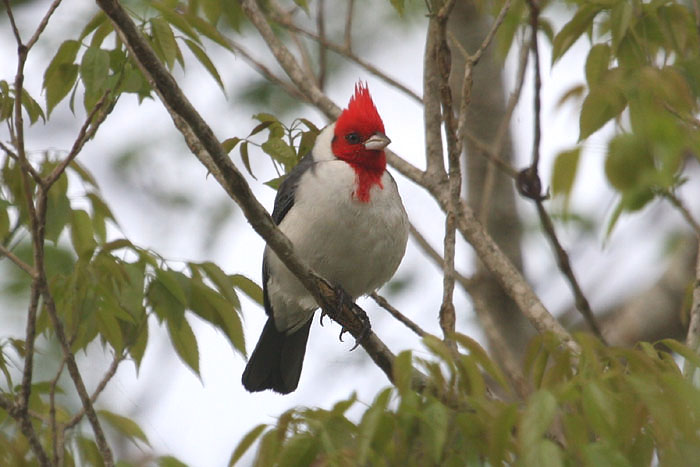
<box><xmin>167</xmin><ymin>315</ymin><xmax>200</xmax><ymax>375</ymax></box>
<box><xmin>151</xmin><ymin>17</ymin><xmax>179</xmax><ymax>69</ymax></box>
<box><xmin>262</xmin><ymin>138</ymin><xmax>297</xmax><ymax>171</ymax></box>
<box><xmin>156</xmin><ymin>268</ymin><xmax>189</xmax><ymax>308</ymax></box>
<box><xmin>605</xmin><ymin>133</ymin><xmax>653</xmax><ymax>191</ymax></box>
<box><xmin>0</xmin><ymin>201</ymin><xmax>9</xmax><ymax>239</ymax></box>
<box><xmin>579</xmin><ymin>84</ymin><xmax>626</xmax><ymax>140</ymax></box>
<box><xmin>80</xmin><ymin>47</ymin><xmax>110</xmax><ymax>94</ymax></box>
<box><xmin>230</xmin><ymin>424</ymin><xmax>267</xmax><ymax>466</ymax></box>
<box><xmin>20</xmin><ymin>89</ymin><xmax>45</xmax><ymax>124</ymax></box>
<box><xmin>199</xmin><ymin>262</ymin><xmax>240</xmax><ymax>308</ymax></box>
<box><xmin>585</xmin><ymin>43</ymin><xmax>611</xmax><ymax>87</ymax></box>
<box><xmin>582</xmin><ymin>441</ymin><xmax>632</xmax><ymax>467</ymax></box>
<box><xmin>45</xmin><ymin>171</ymin><xmax>71</xmax><ymax>243</ymax></box>
<box><xmin>264</xmin><ymin>175</ymin><xmax>284</xmax><ymax>191</ymax></box>
<box><xmin>524</xmin><ymin>439</ymin><xmax>564</xmax><ymax>467</ymax></box>
<box><xmin>393</xmin><ymin>350</ymin><xmax>413</xmax><ymax>394</ymax></box>
<box><xmin>519</xmin><ymin>389</ymin><xmax>557</xmax><ymax>448</ymax></box>
<box><xmin>610</xmin><ymin>2</ymin><xmax>634</xmax><ymax>52</ymax></box>
<box><xmin>97</xmin><ymin>305</ymin><xmax>124</xmax><ymax>352</ymax></box>
<box><xmin>551</xmin><ymin>147</ymin><xmax>581</xmax><ymax>204</ymax></box>
<box><xmin>222</xmin><ymin>137</ymin><xmax>241</xmax><ymax>153</ymax></box>
<box><xmin>658</xmin><ymin>339</ymin><xmax>700</xmax><ymax>372</ymax></box>
<box><xmin>190</xmin><ymin>278</ymin><xmax>246</xmax><ymax>355</ymax></box>
<box><xmin>422</xmin><ymin>399</ymin><xmax>448</xmax><ymax>464</ymax></box>
<box><xmin>45</xmin><ymin>63</ymin><xmax>79</xmax><ymax>116</ymax></box>
<box><xmin>150</xmin><ymin>1</ymin><xmax>201</xmax><ymax>43</ymax></box>
<box><xmin>185</xmin><ymin>13</ymin><xmax>233</xmax><ymax>51</ymax></box>
<box><xmin>230</xmin><ymin>274</ymin><xmax>263</xmax><ymax>306</ymax></box>
<box><xmin>44</xmin><ymin>40</ymin><xmax>80</xmax><ymax>86</ymax></box>
<box><xmin>158</xmin><ymin>456</ymin><xmax>188</xmax><ymax>467</ymax></box>
<box><xmin>70</xmin><ymin>209</ymin><xmax>97</xmax><ymax>258</ymax></box>
<box><xmin>278</xmin><ymin>435</ymin><xmax>318</xmax><ymax>467</ymax></box>
<box><xmin>297</xmin><ymin>131</ymin><xmax>317</xmax><ymax>159</ymax></box>
<box><xmin>98</xmin><ymin>410</ymin><xmax>150</xmax><ymax>446</ymax></box>
<box><xmin>80</xmin><ymin>11</ymin><xmax>109</xmax><ymax>40</ymax></box>
<box><xmin>389</xmin><ymin>0</ymin><xmax>405</xmax><ymax>16</ymax></box>
<box><xmin>552</xmin><ymin>5</ymin><xmax>600</xmax><ymax>63</ymax></box>
<box><xmin>183</xmin><ymin>39</ymin><xmax>225</xmax><ymax>91</ymax></box>
<box><xmin>130</xmin><ymin>318</ymin><xmax>148</xmax><ymax>369</ymax></box>
<box><xmin>453</xmin><ymin>332</ymin><xmax>510</xmax><ymax>391</ymax></box>
<box><xmin>249</xmin><ymin>120</ymin><xmax>274</xmax><ymax>137</ymax></box>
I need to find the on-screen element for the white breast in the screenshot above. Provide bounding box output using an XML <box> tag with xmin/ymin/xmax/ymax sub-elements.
<box><xmin>266</xmin><ymin>149</ymin><xmax>408</xmax><ymax>333</ymax></box>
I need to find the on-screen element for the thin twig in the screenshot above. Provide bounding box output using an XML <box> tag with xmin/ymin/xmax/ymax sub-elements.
<box><xmin>272</xmin><ymin>12</ymin><xmax>423</xmax><ymax>104</ymax></box>
<box><xmin>526</xmin><ymin>0</ymin><xmax>542</xmax><ymax>172</ymax></box>
<box><xmin>44</xmin><ymin>91</ymin><xmax>112</xmax><ymax>189</ymax></box>
<box><xmin>535</xmin><ymin>201</ymin><xmax>605</xmax><ymax>340</ymax></box>
<box><xmin>409</xmin><ymin>222</ymin><xmax>476</xmax><ymax>291</ymax></box>
<box><xmin>371</xmin><ymin>292</ymin><xmax>427</xmax><ymax>338</ymax></box>
<box><xmin>422</xmin><ymin>19</ymin><xmax>447</xmax><ymax>177</ymax></box>
<box><xmin>0</xmin><ymin>244</ymin><xmax>35</xmax><ymax>277</ymax></box>
<box><xmin>684</xmin><ymin>242</ymin><xmax>700</xmax><ymax>375</ymax></box>
<box><xmin>5</xmin><ymin>1</ymin><xmax>52</xmax><ymax>461</ymax></box>
<box><xmin>25</xmin><ymin>0</ymin><xmax>63</xmax><ymax>51</ymax></box>
<box><xmin>344</xmin><ymin>0</ymin><xmax>354</xmax><ymax>50</ymax></box>
<box><xmin>42</xmin><ymin>289</ymin><xmax>114</xmax><ymax>465</ymax></box>
<box><xmin>3</xmin><ymin>0</ymin><xmax>22</xmax><ymax>44</ymax></box>
<box><xmin>470</xmin><ymin>294</ymin><xmax>530</xmax><ymax>399</ymax></box>
<box><xmin>317</xmin><ymin>0</ymin><xmax>327</xmax><ymax>90</ymax></box>
<box><xmin>50</xmin><ymin>358</ymin><xmax>66</xmax><ymax>466</ymax></box>
<box><xmin>228</xmin><ymin>40</ymin><xmax>307</xmax><ymax>102</ymax></box>
<box><xmin>64</xmin><ymin>352</ymin><xmax>125</xmax><ymax>430</ymax></box>
<box><xmin>661</xmin><ymin>190</ymin><xmax>700</xmax><ymax>236</ymax></box>
<box><xmin>433</xmin><ymin>0</ymin><xmax>458</xmax><ymax>344</ymax></box>
<box><xmin>0</xmin><ymin>141</ymin><xmax>42</xmax><ymax>183</ymax></box>
<box><xmin>463</xmin><ymin>130</ymin><xmax>519</xmax><ymax>178</ymax></box>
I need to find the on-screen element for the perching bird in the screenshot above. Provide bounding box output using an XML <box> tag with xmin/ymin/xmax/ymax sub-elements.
<box><xmin>242</xmin><ymin>83</ymin><xmax>409</xmax><ymax>394</ymax></box>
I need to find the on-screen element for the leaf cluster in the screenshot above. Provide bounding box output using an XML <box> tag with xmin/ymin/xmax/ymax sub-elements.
<box><xmin>233</xmin><ymin>333</ymin><xmax>700</xmax><ymax>466</ymax></box>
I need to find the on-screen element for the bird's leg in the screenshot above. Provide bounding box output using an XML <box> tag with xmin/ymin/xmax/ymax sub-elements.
<box><xmin>319</xmin><ymin>283</ymin><xmax>371</xmax><ymax>350</ymax></box>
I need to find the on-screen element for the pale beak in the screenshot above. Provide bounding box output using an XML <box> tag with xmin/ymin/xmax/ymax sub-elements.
<box><xmin>364</xmin><ymin>132</ymin><xmax>391</xmax><ymax>151</ymax></box>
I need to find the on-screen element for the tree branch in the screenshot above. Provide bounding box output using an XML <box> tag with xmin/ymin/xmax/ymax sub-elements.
<box><xmin>685</xmin><ymin>241</ymin><xmax>700</xmax><ymax>375</ymax></box>
<box><xmin>534</xmin><ymin>201</ymin><xmax>604</xmax><ymax>341</ymax></box>
<box><xmin>371</xmin><ymin>292</ymin><xmax>428</xmax><ymax>338</ymax></box>
<box><xmin>0</xmin><ymin>244</ymin><xmax>35</xmax><ymax>277</ymax></box>
<box><xmin>271</xmin><ymin>11</ymin><xmax>423</xmax><ymax>104</ymax></box>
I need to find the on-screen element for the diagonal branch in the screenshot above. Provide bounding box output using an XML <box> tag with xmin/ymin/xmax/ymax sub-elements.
<box><xmin>371</xmin><ymin>292</ymin><xmax>428</xmax><ymax>338</ymax></box>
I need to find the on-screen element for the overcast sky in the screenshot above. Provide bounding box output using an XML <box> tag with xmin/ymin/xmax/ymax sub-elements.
<box><xmin>2</xmin><ymin>2</ymin><xmax>698</xmax><ymax>465</ymax></box>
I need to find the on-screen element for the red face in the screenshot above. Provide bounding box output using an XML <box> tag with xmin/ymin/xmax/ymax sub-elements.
<box><xmin>331</xmin><ymin>83</ymin><xmax>389</xmax><ymax>202</ymax></box>
<box><xmin>331</xmin><ymin>83</ymin><xmax>388</xmax><ymax>172</ymax></box>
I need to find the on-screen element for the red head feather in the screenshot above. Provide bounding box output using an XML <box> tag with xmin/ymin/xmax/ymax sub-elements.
<box><xmin>332</xmin><ymin>82</ymin><xmax>388</xmax><ymax>202</ymax></box>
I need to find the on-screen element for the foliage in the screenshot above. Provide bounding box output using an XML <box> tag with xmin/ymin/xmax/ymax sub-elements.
<box><xmin>232</xmin><ymin>334</ymin><xmax>700</xmax><ymax>466</ymax></box>
<box><xmin>1</xmin><ymin>0</ymin><xmax>700</xmax><ymax>465</ymax></box>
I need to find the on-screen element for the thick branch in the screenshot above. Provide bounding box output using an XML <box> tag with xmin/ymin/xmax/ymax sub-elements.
<box><xmin>685</xmin><ymin>242</ymin><xmax>700</xmax><ymax>372</ymax></box>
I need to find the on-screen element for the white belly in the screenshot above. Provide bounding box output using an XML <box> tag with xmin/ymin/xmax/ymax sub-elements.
<box><xmin>265</xmin><ymin>160</ymin><xmax>408</xmax><ymax>333</ymax></box>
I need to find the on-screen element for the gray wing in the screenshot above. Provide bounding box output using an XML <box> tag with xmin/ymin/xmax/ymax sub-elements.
<box><xmin>270</xmin><ymin>152</ymin><xmax>316</xmax><ymax>224</ymax></box>
<box><xmin>263</xmin><ymin>152</ymin><xmax>317</xmax><ymax>317</ymax></box>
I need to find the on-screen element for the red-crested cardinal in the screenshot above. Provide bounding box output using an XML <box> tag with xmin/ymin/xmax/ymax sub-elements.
<box><xmin>242</xmin><ymin>83</ymin><xmax>409</xmax><ymax>393</ymax></box>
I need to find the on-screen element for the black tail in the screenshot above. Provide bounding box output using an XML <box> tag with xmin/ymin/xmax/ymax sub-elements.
<box><xmin>241</xmin><ymin>318</ymin><xmax>312</xmax><ymax>394</ymax></box>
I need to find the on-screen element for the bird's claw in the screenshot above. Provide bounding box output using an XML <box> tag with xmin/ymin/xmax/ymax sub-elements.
<box><xmin>319</xmin><ymin>309</ymin><xmax>328</xmax><ymax>327</ymax></box>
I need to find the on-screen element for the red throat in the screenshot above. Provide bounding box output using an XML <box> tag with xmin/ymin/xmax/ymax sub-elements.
<box><xmin>332</xmin><ymin>83</ymin><xmax>387</xmax><ymax>203</ymax></box>
<box><xmin>348</xmin><ymin>155</ymin><xmax>385</xmax><ymax>203</ymax></box>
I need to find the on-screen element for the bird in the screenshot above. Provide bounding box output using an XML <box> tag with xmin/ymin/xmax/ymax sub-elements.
<box><xmin>241</xmin><ymin>82</ymin><xmax>409</xmax><ymax>394</ymax></box>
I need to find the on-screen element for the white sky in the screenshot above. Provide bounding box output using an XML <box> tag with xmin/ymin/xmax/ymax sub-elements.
<box><xmin>2</xmin><ymin>1</ymin><xmax>699</xmax><ymax>466</ymax></box>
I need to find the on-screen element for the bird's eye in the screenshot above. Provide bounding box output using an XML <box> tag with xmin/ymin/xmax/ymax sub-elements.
<box><xmin>345</xmin><ymin>132</ymin><xmax>361</xmax><ymax>144</ymax></box>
